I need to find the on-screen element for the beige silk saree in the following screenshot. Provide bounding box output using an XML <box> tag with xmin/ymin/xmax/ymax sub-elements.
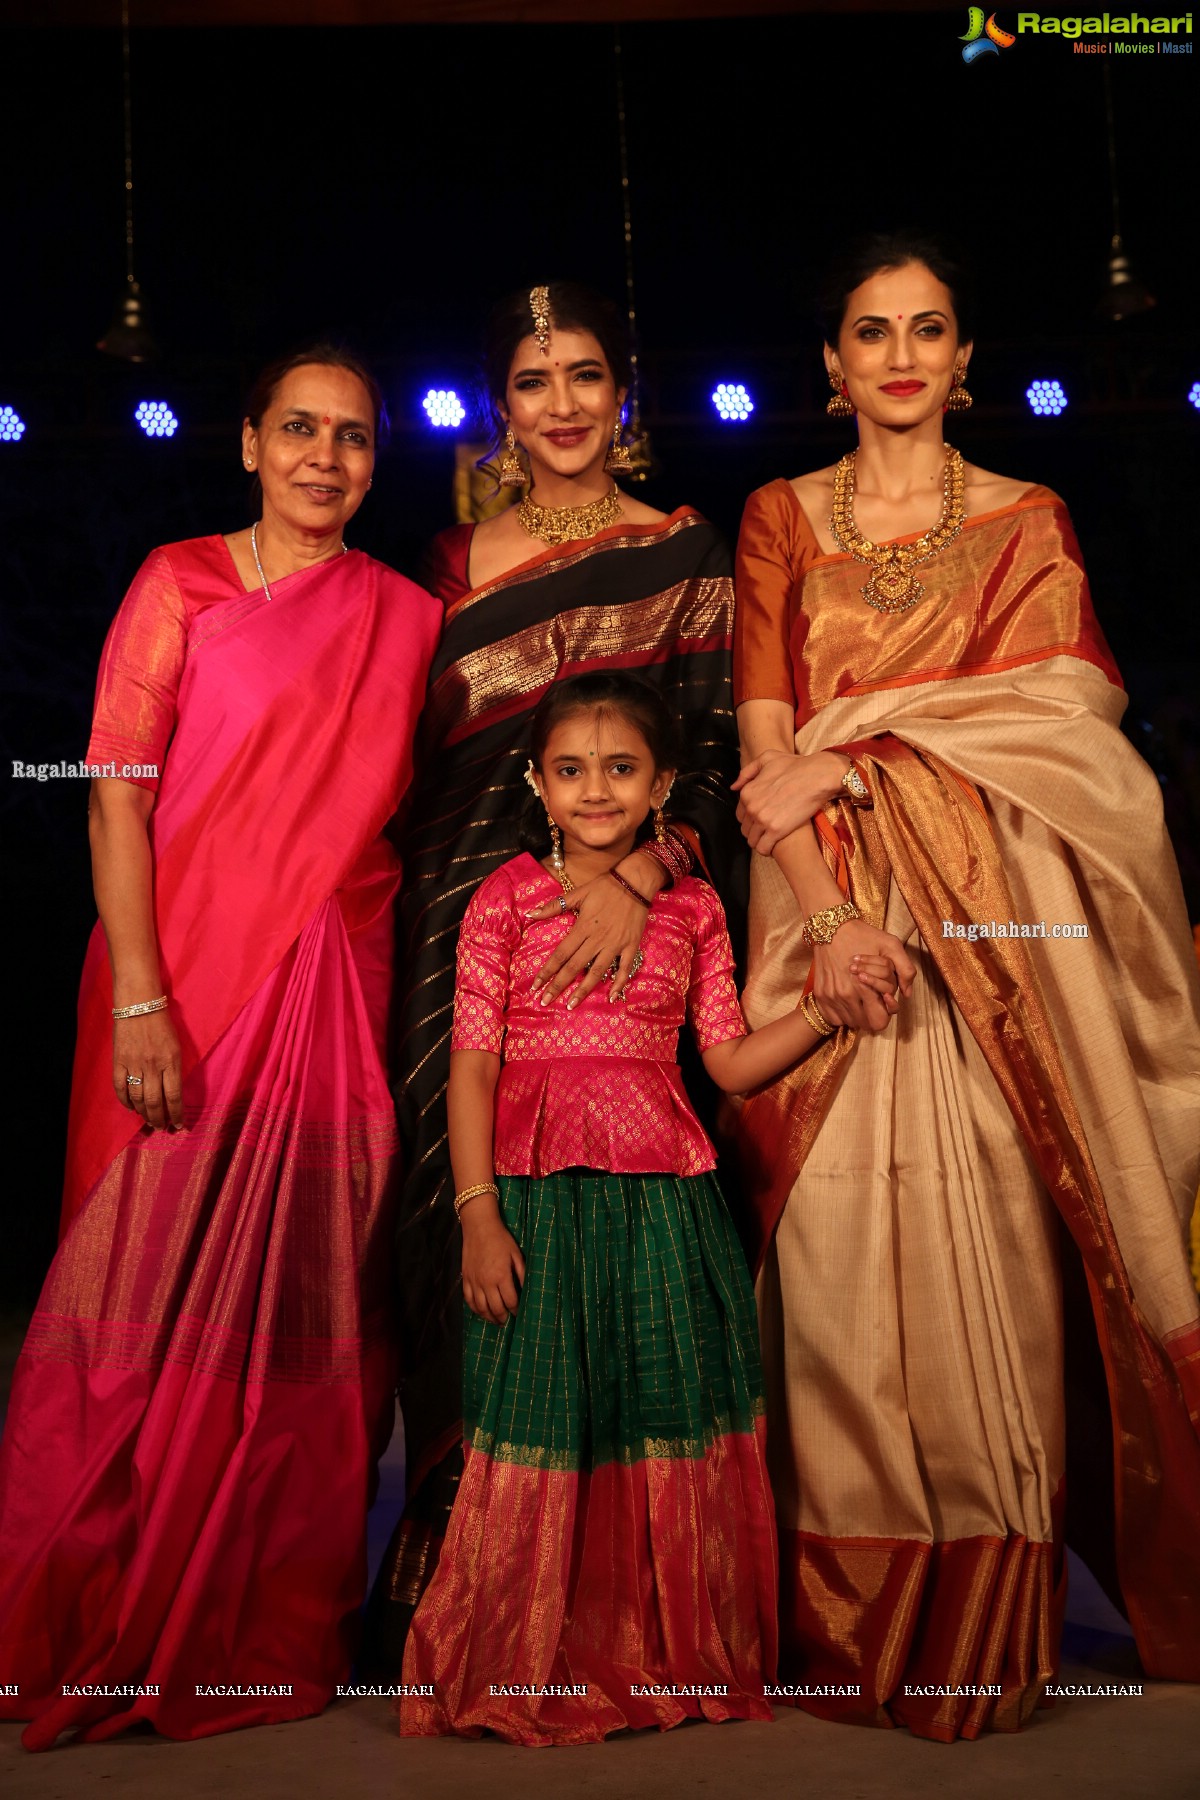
<box><xmin>732</xmin><ymin>479</ymin><xmax>1200</xmax><ymax>1741</ymax></box>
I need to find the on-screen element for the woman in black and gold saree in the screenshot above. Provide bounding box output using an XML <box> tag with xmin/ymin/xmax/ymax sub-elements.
<box><xmin>364</xmin><ymin>283</ymin><xmax>744</xmax><ymax>1668</ymax></box>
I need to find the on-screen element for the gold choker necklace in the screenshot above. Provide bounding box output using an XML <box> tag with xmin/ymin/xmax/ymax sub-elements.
<box><xmin>830</xmin><ymin>446</ymin><xmax>966</xmax><ymax>614</ymax></box>
<box><xmin>517</xmin><ymin>483</ymin><xmax>623</xmax><ymax>547</ymax></box>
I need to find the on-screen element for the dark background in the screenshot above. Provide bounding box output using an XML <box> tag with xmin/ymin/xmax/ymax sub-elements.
<box><xmin>2</xmin><ymin>8</ymin><xmax>1197</xmax><ymax>1300</ymax></box>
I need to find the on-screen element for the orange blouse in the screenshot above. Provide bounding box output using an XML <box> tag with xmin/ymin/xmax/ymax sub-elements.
<box><xmin>733</xmin><ymin>479</ymin><xmax>1121</xmax><ymax>726</ymax></box>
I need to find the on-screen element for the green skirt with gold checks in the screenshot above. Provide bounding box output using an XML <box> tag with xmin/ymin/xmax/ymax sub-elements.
<box><xmin>465</xmin><ymin>1169</ymin><xmax>765</xmax><ymax>1468</ymax></box>
<box><xmin>401</xmin><ymin>1168</ymin><xmax>778</xmax><ymax>1742</ymax></box>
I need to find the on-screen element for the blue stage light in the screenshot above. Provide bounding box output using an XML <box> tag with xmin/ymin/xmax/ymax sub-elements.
<box><xmin>422</xmin><ymin>388</ymin><xmax>466</xmax><ymax>429</ymax></box>
<box><xmin>1025</xmin><ymin>379</ymin><xmax>1067</xmax><ymax>418</ymax></box>
<box><xmin>1188</xmin><ymin>381</ymin><xmax>1200</xmax><ymax>411</ymax></box>
<box><xmin>712</xmin><ymin>381</ymin><xmax>754</xmax><ymax>423</ymax></box>
<box><xmin>0</xmin><ymin>404</ymin><xmax>26</xmax><ymax>443</ymax></box>
<box><xmin>134</xmin><ymin>400</ymin><xmax>179</xmax><ymax>439</ymax></box>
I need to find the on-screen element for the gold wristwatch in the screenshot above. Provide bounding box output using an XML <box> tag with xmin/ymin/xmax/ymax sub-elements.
<box><xmin>840</xmin><ymin>761</ymin><xmax>870</xmax><ymax>805</ymax></box>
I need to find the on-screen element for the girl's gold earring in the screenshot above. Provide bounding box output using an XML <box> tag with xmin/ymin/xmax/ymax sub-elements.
<box><xmin>654</xmin><ymin>783</ymin><xmax>673</xmax><ymax>842</ymax></box>
<box><xmin>548</xmin><ymin>818</ymin><xmax>564</xmax><ymax>871</ymax></box>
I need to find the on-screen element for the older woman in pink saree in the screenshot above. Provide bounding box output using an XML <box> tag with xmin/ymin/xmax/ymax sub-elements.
<box><xmin>0</xmin><ymin>349</ymin><xmax>441</xmax><ymax>1747</ymax></box>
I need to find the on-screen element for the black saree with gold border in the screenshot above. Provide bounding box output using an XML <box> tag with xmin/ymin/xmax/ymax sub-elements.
<box><xmin>363</xmin><ymin>507</ymin><xmax>743</xmax><ymax>1669</ymax></box>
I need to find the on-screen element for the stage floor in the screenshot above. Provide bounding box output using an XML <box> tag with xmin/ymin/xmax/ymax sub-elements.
<box><xmin>2</xmin><ymin>1372</ymin><xmax>1198</xmax><ymax>1799</ymax></box>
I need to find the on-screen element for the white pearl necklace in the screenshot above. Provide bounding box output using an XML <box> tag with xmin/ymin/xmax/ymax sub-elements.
<box><xmin>250</xmin><ymin>520</ymin><xmax>347</xmax><ymax>603</ymax></box>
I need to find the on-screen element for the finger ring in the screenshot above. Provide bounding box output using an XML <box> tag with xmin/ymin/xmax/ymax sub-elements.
<box><xmin>558</xmin><ymin>894</ymin><xmax>567</xmax><ymax>914</ymax></box>
<box><xmin>126</xmin><ymin>1074</ymin><xmax>144</xmax><ymax>1087</ymax></box>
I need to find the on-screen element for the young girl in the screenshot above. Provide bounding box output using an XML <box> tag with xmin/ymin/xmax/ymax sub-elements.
<box><xmin>399</xmin><ymin>672</ymin><xmax>897</xmax><ymax>1746</ymax></box>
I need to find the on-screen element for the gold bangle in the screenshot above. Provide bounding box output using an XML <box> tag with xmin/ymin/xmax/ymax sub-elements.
<box><xmin>800</xmin><ymin>901</ymin><xmax>860</xmax><ymax>947</ymax></box>
<box><xmin>112</xmin><ymin>995</ymin><xmax>169</xmax><ymax>1020</ymax></box>
<box><xmin>799</xmin><ymin>992</ymin><xmax>836</xmax><ymax>1037</ymax></box>
<box><xmin>454</xmin><ymin>1181</ymin><xmax>500</xmax><ymax>1218</ymax></box>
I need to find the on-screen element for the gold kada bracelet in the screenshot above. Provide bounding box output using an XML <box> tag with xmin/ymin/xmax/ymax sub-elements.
<box><xmin>800</xmin><ymin>901</ymin><xmax>861</xmax><ymax>948</ymax></box>
<box><xmin>454</xmin><ymin>1181</ymin><xmax>500</xmax><ymax>1218</ymax></box>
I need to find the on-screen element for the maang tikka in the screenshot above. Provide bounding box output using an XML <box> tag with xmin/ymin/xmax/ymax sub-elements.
<box><xmin>529</xmin><ymin>285</ymin><xmax>552</xmax><ymax>355</ymax></box>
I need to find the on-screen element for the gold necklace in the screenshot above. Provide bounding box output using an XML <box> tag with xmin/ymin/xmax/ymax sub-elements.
<box><xmin>830</xmin><ymin>446</ymin><xmax>966</xmax><ymax>614</ymax></box>
<box><xmin>517</xmin><ymin>483</ymin><xmax>623</xmax><ymax>547</ymax></box>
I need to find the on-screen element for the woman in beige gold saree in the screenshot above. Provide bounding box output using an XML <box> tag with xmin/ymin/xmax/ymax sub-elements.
<box><xmin>731</xmin><ymin>232</ymin><xmax>1200</xmax><ymax>1743</ymax></box>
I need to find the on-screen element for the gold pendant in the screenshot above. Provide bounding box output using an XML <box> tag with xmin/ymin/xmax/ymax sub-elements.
<box><xmin>830</xmin><ymin>446</ymin><xmax>966</xmax><ymax>617</ymax></box>
<box><xmin>862</xmin><ymin>566</ymin><xmax>924</xmax><ymax>613</ymax></box>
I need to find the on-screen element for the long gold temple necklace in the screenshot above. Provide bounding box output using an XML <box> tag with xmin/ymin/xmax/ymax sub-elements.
<box><xmin>830</xmin><ymin>445</ymin><xmax>966</xmax><ymax>614</ymax></box>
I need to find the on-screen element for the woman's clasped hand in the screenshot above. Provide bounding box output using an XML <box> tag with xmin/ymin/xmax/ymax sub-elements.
<box><xmin>733</xmin><ymin>746</ymin><xmax>850</xmax><ymax>853</ymax></box>
<box><xmin>813</xmin><ymin>918</ymin><xmax>915</xmax><ymax>1032</ymax></box>
<box><xmin>733</xmin><ymin>747</ymin><xmax>916</xmax><ymax>1032</ymax></box>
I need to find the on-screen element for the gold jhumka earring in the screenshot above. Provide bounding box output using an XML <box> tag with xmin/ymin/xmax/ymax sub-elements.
<box><xmin>605</xmin><ymin>418</ymin><xmax>633</xmax><ymax>473</ymax></box>
<box><xmin>498</xmin><ymin>427</ymin><xmax>525</xmax><ymax>487</ymax></box>
<box><xmin>826</xmin><ymin>369</ymin><xmax>855</xmax><ymax>418</ymax></box>
<box><xmin>944</xmin><ymin>361</ymin><xmax>973</xmax><ymax>411</ymax></box>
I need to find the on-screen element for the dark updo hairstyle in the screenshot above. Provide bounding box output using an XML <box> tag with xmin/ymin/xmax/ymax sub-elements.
<box><xmin>521</xmin><ymin>671</ymin><xmax>684</xmax><ymax>853</ymax></box>
<box><xmin>243</xmin><ymin>341</ymin><xmax>389</xmax><ymax>445</ymax></box>
<box><xmin>816</xmin><ymin>232</ymin><xmax>975</xmax><ymax>347</ymax></box>
<box><xmin>483</xmin><ymin>282</ymin><xmax>634</xmax><ymax>413</ymax></box>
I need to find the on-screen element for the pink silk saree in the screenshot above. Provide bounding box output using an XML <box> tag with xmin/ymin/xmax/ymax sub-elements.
<box><xmin>0</xmin><ymin>537</ymin><xmax>441</xmax><ymax>1745</ymax></box>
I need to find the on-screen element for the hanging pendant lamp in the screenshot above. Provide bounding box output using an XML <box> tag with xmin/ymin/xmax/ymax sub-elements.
<box><xmin>1098</xmin><ymin>64</ymin><xmax>1154</xmax><ymax>323</ymax></box>
<box><xmin>98</xmin><ymin>0</ymin><xmax>158</xmax><ymax>362</ymax></box>
<box><xmin>614</xmin><ymin>28</ymin><xmax>656</xmax><ymax>481</ymax></box>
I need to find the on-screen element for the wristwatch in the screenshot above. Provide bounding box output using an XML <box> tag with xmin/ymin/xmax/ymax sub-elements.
<box><xmin>841</xmin><ymin>760</ymin><xmax>870</xmax><ymax>805</ymax></box>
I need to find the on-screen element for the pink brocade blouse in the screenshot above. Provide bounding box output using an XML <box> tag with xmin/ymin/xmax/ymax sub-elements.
<box><xmin>451</xmin><ymin>855</ymin><xmax>747</xmax><ymax>1178</ymax></box>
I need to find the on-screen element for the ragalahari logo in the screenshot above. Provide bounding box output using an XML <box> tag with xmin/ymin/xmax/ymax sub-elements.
<box><xmin>961</xmin><ymin>8</ymin><xmax>1017</xmax><ymax>59</ymax></box>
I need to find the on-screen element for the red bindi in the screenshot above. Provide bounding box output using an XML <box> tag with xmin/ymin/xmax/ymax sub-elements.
<box><xmin>322</xmin><ymin>415</ymin><xmax>331</xmax><ymax>424</ymax></box>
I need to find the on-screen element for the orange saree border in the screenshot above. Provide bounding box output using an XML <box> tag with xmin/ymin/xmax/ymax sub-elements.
<box><xmin>777</xmin><ymin>1504</ymin><xmax>1062</xmax><ymax>1741</ymax></box>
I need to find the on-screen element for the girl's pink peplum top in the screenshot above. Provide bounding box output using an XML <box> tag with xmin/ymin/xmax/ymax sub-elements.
<box><xmin>451</xmin><ymin>853</ymin><xmax>747</xmax><ymax>1177</ymax></box>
